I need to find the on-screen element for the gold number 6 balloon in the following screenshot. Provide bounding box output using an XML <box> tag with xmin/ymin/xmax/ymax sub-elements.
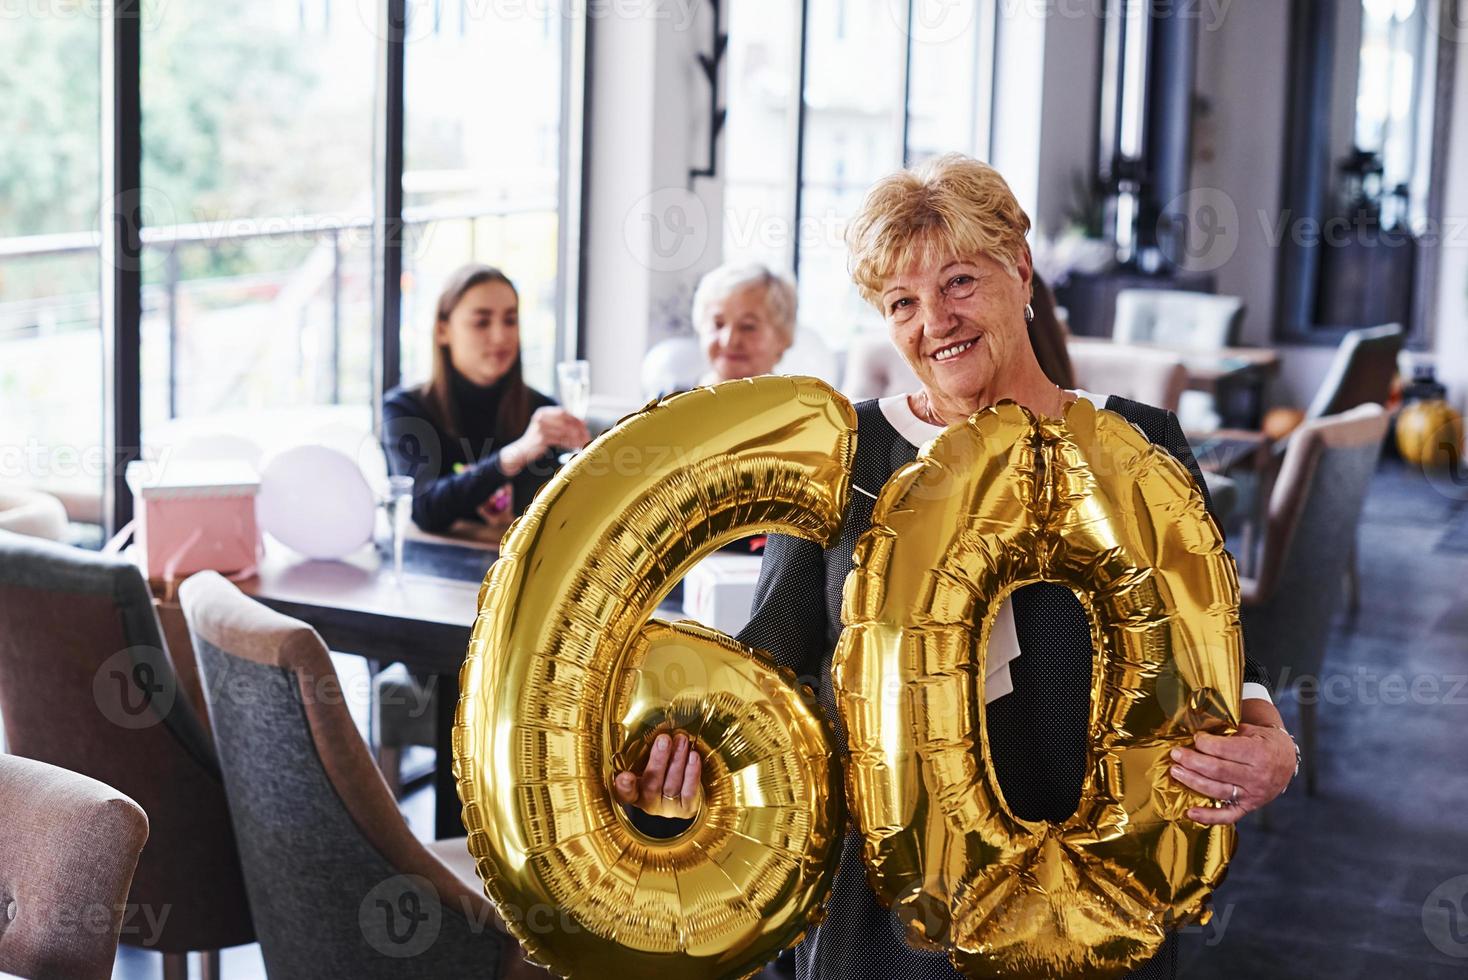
<box><xmin>454</xmin><ymin>377</ymin><xmax>855</xmax><ymax>979</ymax></box>
<box><xmin>833</xmin><ymin>399</ymin><xmax>1243</xmax><ymax>980</ymax></box>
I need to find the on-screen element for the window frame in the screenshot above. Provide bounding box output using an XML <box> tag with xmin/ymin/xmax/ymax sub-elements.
<box><xmin>98</xmin><ymin>2</ymin><xmax>588</xmax><ymax>536</ymax></box>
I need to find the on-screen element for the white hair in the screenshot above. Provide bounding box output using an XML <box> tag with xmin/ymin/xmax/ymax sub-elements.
<box><xmin>690</xmin><ymin>262</ymin><xmax>798</xmax><ymax>343</ymax></box>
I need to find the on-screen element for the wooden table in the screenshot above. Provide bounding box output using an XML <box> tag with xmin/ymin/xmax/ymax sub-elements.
<box><xmin>135</xmin><ymin>529</ymin><xmax>680</xmax><ymax>839</ymax></box>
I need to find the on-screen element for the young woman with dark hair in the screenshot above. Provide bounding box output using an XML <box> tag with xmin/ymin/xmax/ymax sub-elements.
<box><xmin>382</xmin><ymin>264</ymin><xmax>589</xmax><ymax>535</ymax></box>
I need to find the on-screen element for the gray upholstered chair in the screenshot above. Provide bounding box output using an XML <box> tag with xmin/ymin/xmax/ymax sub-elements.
<box><xmin>1304</xmin><ymin>324</ymin><xmax>1404</xmax><ymax>421</ymax></box>
<box><xmin>0</xmin><ymin>531</ymin><xmax>254</xmax><ymax>978</ymax></box>
<box><xmin>0</xmin><ymin>753</ymin><xmax>149</xmax><ymax>980</ymax></box>
<box><xmin>1239</xmin><ymin>404</ymin><xmax>1389</xmax><ymax>796</ymax></box>
<box><xmin>1112</xmin><ymin>289</ymin><xmax>1245</xmax><ymax>349</ymax></box>
<box><xmin>177</xmin><ymin>571</ymin><xmax>517</xmax><ymax>980</ymax></box>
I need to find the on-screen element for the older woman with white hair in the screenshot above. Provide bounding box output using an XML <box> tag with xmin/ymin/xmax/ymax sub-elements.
<box><xmin>618</xmin><ymin>155</ymin><xmax>1297</xmax><ymax>980</ymax></box>
<box><xmin>691</xmin><ymin>261</ymin><xmax>798</xmax><ymax>383</ymax></box>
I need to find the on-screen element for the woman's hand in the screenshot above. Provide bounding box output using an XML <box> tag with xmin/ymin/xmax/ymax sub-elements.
<box><xmin>500</xmin><ymin>407</ymin><xmax>591</xmax><ymax>476</ymax></box>
<box><xmin>612</xmin><ymin>732</ymin><xmax>703</xmax><ymax>821</ymax></box>
<box><xmin>1169</xmin><ymin>700</ymin><xmax>1297</xmax><ymax>824</ymax></box>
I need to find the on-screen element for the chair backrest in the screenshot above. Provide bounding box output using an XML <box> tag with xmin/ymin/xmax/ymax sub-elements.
<box><xmin>0</xmin><ymin>486</ymin><xmax>69</xmax><ymax>541</ymax></box>
<box><xmin>1243</xmin><ymin>404</ymin><xmax>1389</xmax><ymax>681</ymax></box>
<box><xmin>1067</xmin><ymin>342</ymin><xmax>1189</xmax><ymax>413</ymax></box>
<box><xmin>1305</xmin><ymin>324</ymin><xmax>1404</xmax><ymax>421</ymax></box>
<box><xmin>1112</xmin><ymin>289</ymin><xmax>1245</xmax><ymax>350</ymax></box>
<box><xmin>0</xmin><ymin>531</ymin><xmax>253</xmax><ymax>953</ymax></box>
<box><xmin>0</xmin><ymin>753</ymin><xmax>148</xmax><ymax>980</ymax></box>
<box><xmin>177</xmin><ymin>571</ymin><xmax>500</xmax><ymax>980</ymax></box>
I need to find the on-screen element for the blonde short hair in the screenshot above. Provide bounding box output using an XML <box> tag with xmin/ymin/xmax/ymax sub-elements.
<box><xmin>846</xmin><ymin>153</ymin><xmax>1032</xmax><ymax>308</ymax></box>
<box><xmin>691</xmin><ymin>262</ymin><xmax>798</xmax><ymax>343</ymax></box>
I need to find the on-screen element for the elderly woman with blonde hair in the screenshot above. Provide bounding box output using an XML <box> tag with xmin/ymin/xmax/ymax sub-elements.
<box><xmin>617</xmin><ymin>155</ymin><xmax>1296</xmax><ymax>979</ymax></box>
<box><xmin>691</xmin><ymin>261</ymin><xmax>799</xmax><ymax>383</ymax></box>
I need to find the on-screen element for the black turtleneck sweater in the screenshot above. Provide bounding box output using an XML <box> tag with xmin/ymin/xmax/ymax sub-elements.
<box><xmin>381</xmin><ymin>369</ymin><xmax>557</xmax><ymax>533</ymax></box>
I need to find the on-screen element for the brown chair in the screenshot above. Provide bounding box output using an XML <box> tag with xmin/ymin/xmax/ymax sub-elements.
<box><xmin>0</xmin><ymin>531</ymin><xmax>254</xmax><ymax>979</ymax></box>
<box><xmin>1238</xmin><ymin>404</ymin><xmax>1390</xmax><ymax>795</ymax></box>
<box><xmin>177</xmin><ymin>571</ymin><xmax>529</xmax><ymax>979</ymax></box>
<box><xmin>0</xmin><ymin>753</ymin><xmax>149</xmax><ymax>980</ymax></box>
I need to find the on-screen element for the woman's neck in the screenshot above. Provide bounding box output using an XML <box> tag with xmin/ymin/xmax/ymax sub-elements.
<box><xmin>920</xmin><ymin>365</ymin><xmax>1069</xmax><ymax>426</ymax></box>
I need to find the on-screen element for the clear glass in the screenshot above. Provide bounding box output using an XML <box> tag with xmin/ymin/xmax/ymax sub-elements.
<box><xmin>555</xmin><ymin>359</ymin><xmax>590</xmax><ymax>466</ymax></box>
<box><xmin>556</xmin><ymin>359</ymin><xmax>591</xmax><ymax>420</ymax></box>
<box><xmin>0</xmin><ymin>13</ymin><xmax>103</xmax><ymax>534</ymax></box>
<box><xmin>384</xmin><ymin>474</ymin><xmax>416</xmax><ymax>582</ymax></box>
<box><xmin>139</xmin><ymin>0</ymin><xmax>378</xmax><ymax>463</ymax></box>
<box><xmin>400</xmin><ymin>5</ymin><xmax>564</xmax><ymax>395</ymax></box>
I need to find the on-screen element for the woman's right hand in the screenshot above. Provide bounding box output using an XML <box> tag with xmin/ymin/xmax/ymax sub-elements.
<box><xmin>500</xmin><ymin>407</ymin><xmax>591</xmax><ymax>475</ymax></box>
<box><xmin>612</xmin><ymin>731</ymin><xmax>703</xmax><ymax>821</ymax></box>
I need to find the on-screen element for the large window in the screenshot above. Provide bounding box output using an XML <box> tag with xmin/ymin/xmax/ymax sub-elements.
<box><xmin>722</xmin><ymin>0</ymin><xmax>998</xmax><ymax>351</ymax></box>
<box><xmin>400</xmin><ymin>4</ymin><xmax>567</xmax><ymax>393</ymax></box>
<box><xmin>0</xmin><ymin>2</ymin><xmax>584</xmax><ymax>533</ymax></box>
<box><xmin>0</xmin><ymin>13</ymin><xmax>104</xmax><ymax>528</ymax></box>
<box><xmin>139</xmin><ymin>0</ymin><xmax>379</xmax><ymax>458</ymax></box>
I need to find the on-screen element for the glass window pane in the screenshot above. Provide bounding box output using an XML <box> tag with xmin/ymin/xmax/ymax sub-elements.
<box><xmin>799</xmin><ymin>0</ymin><xmax>906</xmax><ymax>346</ymax></box>
<box><xmin>722</xmin><ymin>0</ymin><xmax>801</xmax><ymax>270</ymax></box>
<box><xmin>905</xmin><ymin>0</ymin><xmax>994</xmax><ymax>166</ymax></box>
<box><xmin>0</xmin><ymin>12</ymin><xmax>103</xmax><ymax>534</ymax></box>
<box><xmin>140</xmin><ymin>0</ymin><xmax>379</xmax><ymax>457</ymax></box>
<box><xmin>401</xmin><ymin>7</ymin><xmax>564</xmax><ymax>395</ymax></box>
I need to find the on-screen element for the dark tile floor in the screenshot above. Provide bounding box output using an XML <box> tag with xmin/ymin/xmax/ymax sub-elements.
<box><xmin>114</xmin><ymin>461</ymin><xmax>1468</xmax><ymax>978</ymax></box>
<box><xmin>1178</xmin><ymin>460</ymin><xmax>1468</xmax><ymax>978</ymax></box>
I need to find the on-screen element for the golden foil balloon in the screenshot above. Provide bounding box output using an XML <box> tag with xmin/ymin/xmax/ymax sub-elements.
<box><xmin>455</xmin><ymin>376</ymin><xmax>855</xmax><ymax>979</ymax></box>
<box><xmin>833</xmin><ymin>399</ymin><xmax>1243</xmax><ymax>980</ymax></box>
<box><xmin>1396</xmin><ymin>399</ymin><xmax>1464</xmax><ymax>469</ymax></box>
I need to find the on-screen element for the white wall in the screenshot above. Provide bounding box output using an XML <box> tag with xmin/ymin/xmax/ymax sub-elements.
<box><xmin>581</xmin><ymin>5</ymin><xmax>724</xmax><ymax>405</ymax></box>
<box><xmin>1033</xmin><ymin>10</ymin><xmax>1101</xmax><ymax>237</ymax></box>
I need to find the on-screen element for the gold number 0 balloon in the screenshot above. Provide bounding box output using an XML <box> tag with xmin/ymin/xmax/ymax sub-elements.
<box><xmin>454</xmin><ymin>377</ymin><xmax>855</xmax><ymax>979</ymax></box>
<box><xmin>833</xmin><ymin>399</ymin><xmax>1243</xmax><ymax>980</ymax></box>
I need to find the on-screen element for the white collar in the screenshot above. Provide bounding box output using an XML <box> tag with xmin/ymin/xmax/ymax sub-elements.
<box><xmin>878</xmin><ymin>389</ymin><xmax>1110</xmax><ymax>449</ymax></box>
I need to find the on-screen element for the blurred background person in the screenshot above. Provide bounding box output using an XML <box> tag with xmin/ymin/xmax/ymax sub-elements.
<box><xmin>692</xmin><ymin>262</ymin><xmax>799</xmax><ymax>384</ymax></box>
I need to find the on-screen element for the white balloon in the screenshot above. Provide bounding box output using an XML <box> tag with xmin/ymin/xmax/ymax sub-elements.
<box><xmin>256</xmin><ymin>445</ymin><xmax>377</xmax><ymax>560</ymax></box>
<box><xmin>640</xmin><ymin>335</ymin><xmax>706</xmax><ymax>399</ymax></box>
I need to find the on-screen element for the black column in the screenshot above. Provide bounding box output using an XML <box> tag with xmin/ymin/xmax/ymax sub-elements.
<box><xmin>101</xmin><ymin>0</ymin><xmax>143</xmax><ymax>537</ymax></box>
<box><xmin>373</xmin><ymin>0</ymin><xmax>406</xmax><ymax>434</ymax></box>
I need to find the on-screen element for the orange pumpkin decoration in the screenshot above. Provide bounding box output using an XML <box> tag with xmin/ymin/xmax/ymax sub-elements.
<box><xmin>1396</xmin><ymin>400</ymin><xmax>1465</xmax><ymax>469</ymax></box>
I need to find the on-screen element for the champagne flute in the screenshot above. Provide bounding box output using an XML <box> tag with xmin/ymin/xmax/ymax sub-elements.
<box><xmin>556</xmin><ymin>359</ymin><xmax>591</xmax><ymax>465</ymax></box>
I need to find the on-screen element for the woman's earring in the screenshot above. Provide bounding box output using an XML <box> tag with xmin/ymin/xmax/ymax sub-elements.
<box><xmin>1024</xmin><ymin>303</ymin><xmax>1035</xmax><ymax>323</ymax></box>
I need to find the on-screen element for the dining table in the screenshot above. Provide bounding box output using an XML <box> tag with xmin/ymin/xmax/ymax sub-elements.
<box><xmin>132</xmin><ymin>526</ymin><xmax>682</xmax><ymax>840</ymax></box>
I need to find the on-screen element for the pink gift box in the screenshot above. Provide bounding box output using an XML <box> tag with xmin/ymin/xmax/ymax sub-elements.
<box><xmin>126</xmin><ymin>461</ymin><xmax>262</xmax><ymax>581</ymax></box>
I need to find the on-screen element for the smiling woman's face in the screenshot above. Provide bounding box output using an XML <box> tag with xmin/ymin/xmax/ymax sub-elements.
<box><xmin>881</xmin><ymin>240</ymin><xmax>1032</xmax><ymax>413</ymax></box>
<box><xmin>436</xmin><ymin>280</ymin><xmax>520</xmax><ymax>386</ymax></box>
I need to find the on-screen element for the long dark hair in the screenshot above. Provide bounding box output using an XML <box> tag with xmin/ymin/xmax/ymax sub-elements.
<box><xmin>1028</xmin><ymin>271</ymin><xmax>1076</xmax><ymax>389</ymax></box>
<box><xmin>419</xmin><ymin>263</ymin><xmax>532</xmax><ymax>444</ymax></box>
